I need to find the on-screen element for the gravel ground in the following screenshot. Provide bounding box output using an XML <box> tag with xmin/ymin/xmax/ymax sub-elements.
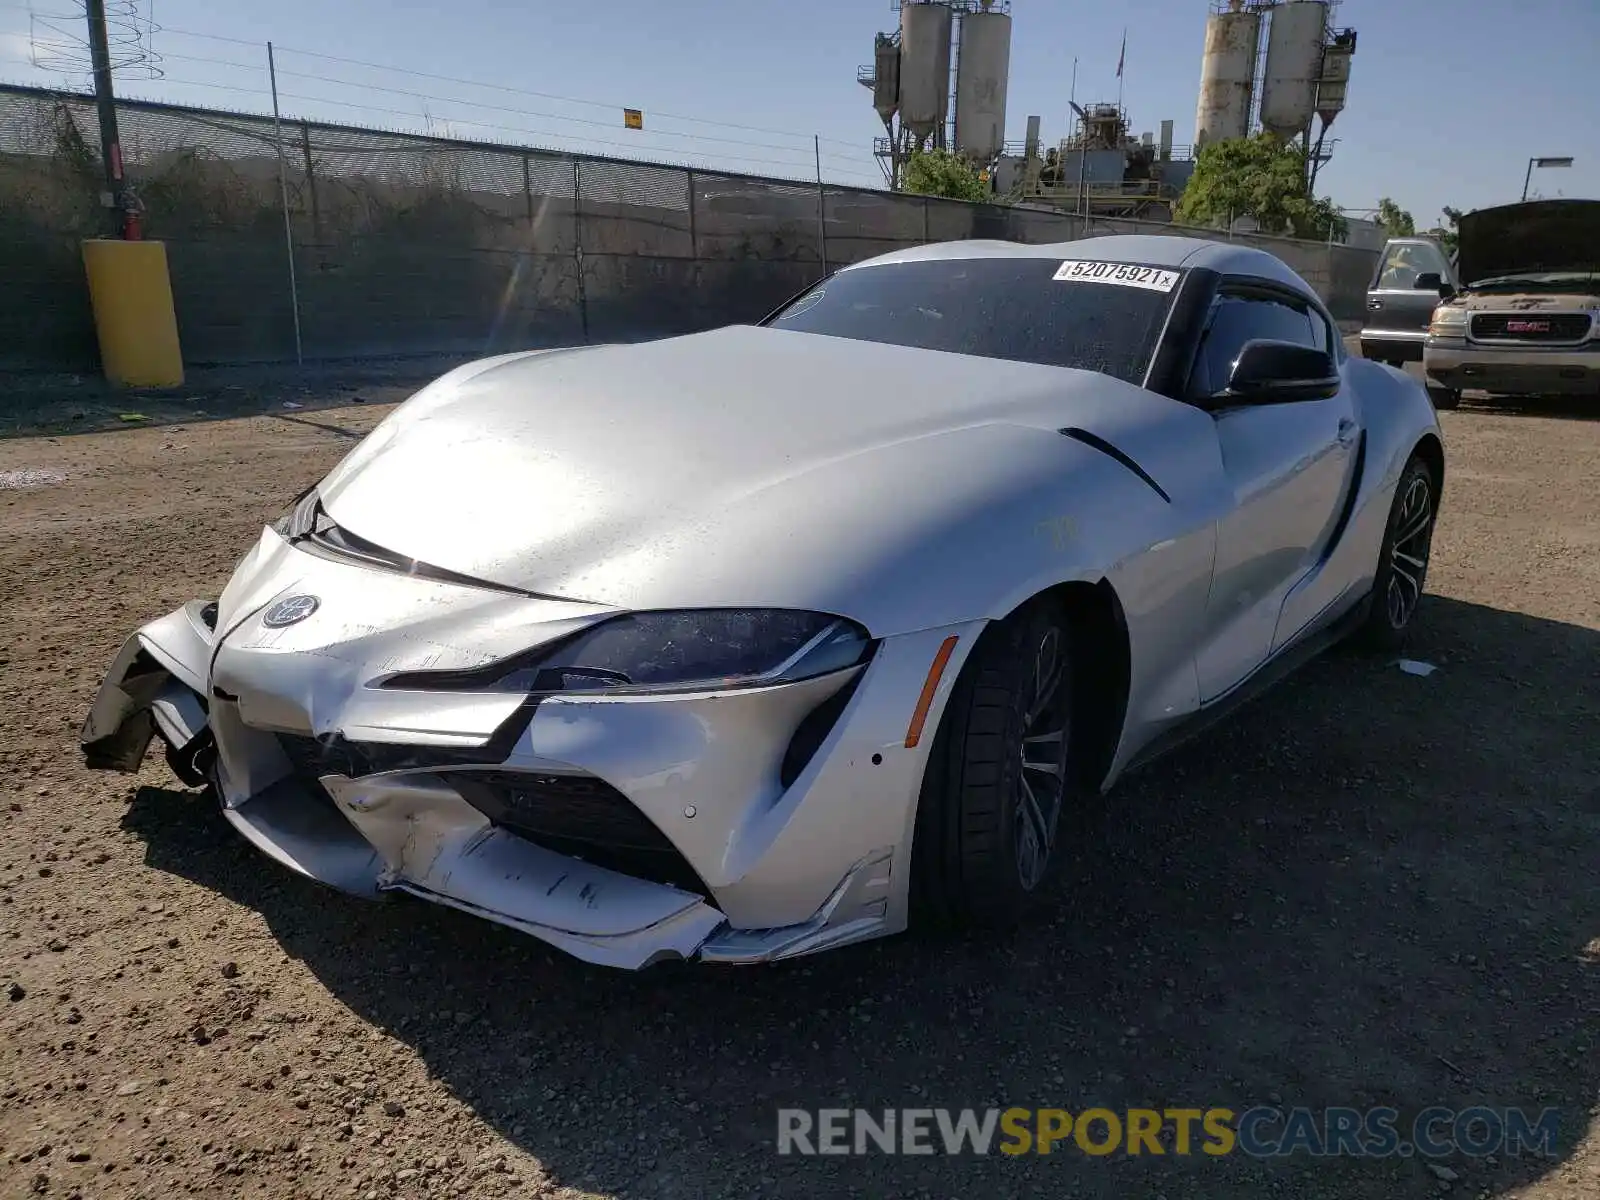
<box><xmin>0</xmin><ymin>389</ymin><xmax>1596</xmax><ymax>1200</ymax></box>
<box><xmin>0</xmin><ymin>359</ymin><xmax>462</xmax><ymax>440</ymax></box>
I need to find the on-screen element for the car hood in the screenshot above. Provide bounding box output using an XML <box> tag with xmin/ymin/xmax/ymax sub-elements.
<box><xmin>315</xmin><ymin>325</ymin><xmax>1197</xmax><ymax>623</ymax></box>
<box><xmin>1443</xmin><ymin>290</ymin><xmax>1599</xmax><ymax>312</ymax></box>
<box><xmin>1457</xmin><ymin>199</ymin><xmax>1600</xmax><ymax>286</ymax></box>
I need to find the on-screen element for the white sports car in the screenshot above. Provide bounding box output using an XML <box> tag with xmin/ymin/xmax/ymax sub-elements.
<box><xmin>82</xmin><ymin>235</ymin><xmax>1445</xmax><ymax>970</ymax></box>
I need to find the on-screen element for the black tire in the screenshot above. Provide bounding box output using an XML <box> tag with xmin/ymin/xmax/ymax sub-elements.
<box><xmin>1356</xmin><ymin>456</ymin><xmax>1438</xmax><ymax>653</ymax></box>
<box><xmin>1427</xmin><ymin>385</ymin><xmax>1461</xmax><ymax>410</ymax></box>
<box><xmin>911</xmin><ymin>598</ymin><xmax>1075</xmax><ymax>927</ymax></box>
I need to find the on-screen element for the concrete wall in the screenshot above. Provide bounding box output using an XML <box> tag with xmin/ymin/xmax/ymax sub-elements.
<box><xmin>0</xmin><ymin>84</ymin><xmax>1380</xmax><ymax>373</ymax></box>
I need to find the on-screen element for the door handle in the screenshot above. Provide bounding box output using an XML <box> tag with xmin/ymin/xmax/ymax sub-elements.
<box><xmin>1367</xmin><ymin>298</ymin><xmax>1383</xmax><ymax>310</ymax></box>
<box><xmin>1337</xmin><ymin>418</ymin><xmax>1358</xmax><ymax>446</ymax></box>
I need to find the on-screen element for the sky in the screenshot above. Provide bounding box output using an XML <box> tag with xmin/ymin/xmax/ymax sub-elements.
<box><xmin>0</xmin><ymin>0</ymin><xmax>1596</xmax><ymax>227</ymax></box>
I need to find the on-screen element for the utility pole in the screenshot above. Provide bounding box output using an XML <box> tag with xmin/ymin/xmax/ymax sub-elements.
<box><xmin>267</xmin><ymin>42</ymin><xmax>304</xmax><ymax>365</ymax></box>
<box><xmin>84</xmin><ymin>0</ymin><xmax>125</xmax><ymax>237</ymax></box>
<box><xmin>814</xmin><ymin>135</ymin><xmax>828</xmax><ymax>277</ymax></box>
<box><xmin>1068</xmin><ymin>100</ymin><xmax>1089</xmax><ymax>225</ymax></box>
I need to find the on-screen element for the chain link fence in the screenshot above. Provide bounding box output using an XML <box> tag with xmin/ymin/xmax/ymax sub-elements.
<box><xmin>0</xmin><ymin>83</ymin><xmax>1379</xmax><ymax>372</ymax></box>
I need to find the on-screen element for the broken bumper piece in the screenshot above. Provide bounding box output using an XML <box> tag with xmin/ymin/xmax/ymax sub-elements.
<box><xmin>80</xmin><ymin>601</ymin><xmax>899</xmax><ymax>971</ymax></box>
<box><xmin>231</xmin><ymin>774</ymin><xmax>728</xmax><ymax>970</ymax></box>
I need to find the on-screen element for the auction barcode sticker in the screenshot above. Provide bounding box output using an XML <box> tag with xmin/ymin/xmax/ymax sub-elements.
<box><xmin>1053</xmin><ymin>259</ymin><xmax>1181</xmax><ymax>292</ymax></box>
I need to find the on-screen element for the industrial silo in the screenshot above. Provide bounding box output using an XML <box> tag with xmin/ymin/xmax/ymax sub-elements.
<box><xmin>953</xmin><ymin>5</ymin><xmax>1012</xmax><ymax>162</ymax></box>
<box><xmin>1259</xmin><ymin>0</ymin><xmax>1328</xmax><ymax>140</ymax></box>
<box><xmin>872</xmin><ymin>32</ymin><xmax>901</xmax><ymax>124</ymax></box>
<box><xmin>1314</xmin><ymin>28</ymin><xmax>1356</xmax><ymax>125</ymax></box>
<box><xmin>898</xmin><ymin>1</ymin><xmax>953</xmax><ymax>144</ymax></box>
<box><xmin>1193</xmin><ymin>0</ymin><xmax>1262</xmax><ymax>147</ymax></box>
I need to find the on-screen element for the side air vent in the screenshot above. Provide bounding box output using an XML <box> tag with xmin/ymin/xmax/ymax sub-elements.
<box><xmin>1057</xmin><ymin>428</ymin><xmax>1171</xmax><ymax>504</ymax></box>
<box><xmin>780</xmin><ymin>671</ymin><xmax>864</xmax><ymax>790</ymax></box>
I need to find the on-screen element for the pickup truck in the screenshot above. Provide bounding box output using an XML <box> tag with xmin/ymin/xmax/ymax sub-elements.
<box><xmin>1421</xmin><ymin>199</ymin><xmax>1600</xmax><ymax>409</ymax></box>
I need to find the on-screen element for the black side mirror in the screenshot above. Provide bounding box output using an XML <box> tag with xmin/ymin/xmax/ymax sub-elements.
<box><xmin>1414</xmin><ymin>272</ymin><xmax>1454</xmax><ymax>299</ymax></box>
<box><xmin>1216</xmin><ymin>339</ymin><xmax>1341</xmax><ymax>405</ymax></box>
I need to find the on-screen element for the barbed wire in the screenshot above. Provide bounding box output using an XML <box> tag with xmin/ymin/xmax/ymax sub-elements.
<box><xmin>0</xmin><ymin>56</ymin><xmax>884</xmax><ymax>183</ymax></box>
<box><xmin>130</xmin><ymin>47</ymin><xmax>878</xmax><ymax>173</ymax></box>
<box><xmin>0</xmin><ymin>2</ymin><xmax>870</xmax><ymax>152</ymax></box>
<box><xmin>0</xmin><ymin>61</ymin><xmax>887</xmax><ymax>187</ymax></box>
<box><xmin>14</xmin><ymin>0</ymin><xmax>161</xmax><ymax>77</ymax></box>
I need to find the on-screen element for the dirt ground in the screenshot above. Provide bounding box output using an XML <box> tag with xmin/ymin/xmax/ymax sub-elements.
<box><xmin>0</xmin><ymin>386</ymin><xmax>1596</xmax><ymax>1200</ymax></box>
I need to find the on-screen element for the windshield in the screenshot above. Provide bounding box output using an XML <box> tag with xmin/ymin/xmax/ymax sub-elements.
<box><xmin>763</xmin><ymin>256</ymin><xmax>1182</xmax><ymax>385</ymax></box>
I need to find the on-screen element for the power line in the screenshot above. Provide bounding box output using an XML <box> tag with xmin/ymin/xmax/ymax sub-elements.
<box><xmin>0</xmin><ymin>60</ymin><xmax>882</xmax><ymax>183</ymax></box>
<box><xmin>0</xmin><ymin>4</ymin><xmax>866</xmax><ymax>152</ymax></box>
<box><xmin>0</xmin><ymin>58</ymin><xmax>882</xmax><ymax>181</ymax></box>
<box><xmin>139</xmin><ymin>48</ymin><xmax>876</xmax><ymax>169</ymax></box>
<box><xmin>237</xmin><ymin>81</ymin><xmax>881</xmax><ymax>178</ymax></box>
<box><xmin>273</xmin><ymin>43</ymin><xmax>867</xmax><ymax>151</ymax></box>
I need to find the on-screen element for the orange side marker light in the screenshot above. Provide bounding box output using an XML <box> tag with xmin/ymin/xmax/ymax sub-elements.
<box><xmin>904</xmin><ymin>635</ymin><xmax>959</xmax><ymax>749</ymax></box>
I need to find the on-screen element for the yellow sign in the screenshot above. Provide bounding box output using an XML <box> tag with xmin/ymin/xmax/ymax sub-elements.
<box><xmin>623</xmin><ymin>108</ymin><xmax>643</xmax><ymax>130</ymax></box>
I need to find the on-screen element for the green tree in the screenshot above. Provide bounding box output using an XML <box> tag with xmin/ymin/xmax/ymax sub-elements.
<box><xmin>903</xmin><ymin>149</ymin><xmax>990</xmax><ymax>203</ymax></box>
<box><xmin>1424</xmin><ymin>205</ymin><xmax>1463</xmax><ymax>255</ymax></box>
<box><xmin>1377</xmin><ymin>196</ymin><xmax>1415</xmax><ymax>237</ymax></box>
<box><xmin>1174</xmin><ymin>133</ymin><xmax>1348</xmax><ymax>242</ymax></box>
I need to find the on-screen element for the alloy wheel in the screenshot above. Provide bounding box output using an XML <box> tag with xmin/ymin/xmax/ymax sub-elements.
<box><xmin>1386</xmin><ymin>472</ymin><xmax>1434</xmax><ymax>628</ymax></box>
<box><xmin>1015</xmin><ymin>627</ymin><xmax>1070</xmax><ymax>891</ymax></box>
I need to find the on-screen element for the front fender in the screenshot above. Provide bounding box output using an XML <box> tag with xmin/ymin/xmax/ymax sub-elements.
<box><xmin>549</xmin><ymin>421</ymin><xmax>1221</xmax><ymax>642</ymax></box>
<box><xmin>591</xmin><ymin>421</ymin><xmax>1225</xmax><ymax>745</ymax></box>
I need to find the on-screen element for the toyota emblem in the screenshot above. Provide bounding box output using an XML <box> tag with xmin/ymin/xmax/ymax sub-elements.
<box><xmin>262</xmin><ymin>594</ymin><xmax>320</xmax><ymax>628</ymax></box>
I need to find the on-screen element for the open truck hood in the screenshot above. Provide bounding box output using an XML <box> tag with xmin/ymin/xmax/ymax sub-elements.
<box><xmin>1457</xmin><ymin>199</ymin><xmax>1600</xmax><ymax>286</ymax></box>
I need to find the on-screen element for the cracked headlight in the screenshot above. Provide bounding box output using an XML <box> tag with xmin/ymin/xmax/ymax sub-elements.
<box><xmin>381</xmin><ymin>609</ymin><xmax>874</xmax><ymax>696</ymax></box>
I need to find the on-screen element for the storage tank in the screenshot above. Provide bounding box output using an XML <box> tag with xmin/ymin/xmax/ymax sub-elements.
<box><xmin>1259</xmin><ymin>0</ymin><xmax>1327</xmax><ymax>140</ymax></box>
<box><xmin>1193</xmin><ymin>1</ymin><xmax>1262</xmax><ymax>147</ymax></box>
<box><xmin>953</xmin><ymin>7</ymin><xmax>1012</xmax><ymax>162</ymax></box>
<box><xmin>898</xmin><ymin>1</ymin><xmax>953</xmax><ymax>143</ymax></box>
<box><xmin>1314</xmin><ymin>29</ymin><xmax>1355</xmax><ymax>125</ymax></box>
<box><xmin>872</xmin><ymin>33</ymin><xmax>901</xmax><ymax>124</ymax></box>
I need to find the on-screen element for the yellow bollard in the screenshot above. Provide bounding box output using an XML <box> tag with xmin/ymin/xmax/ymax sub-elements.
<box><xmin>81</xmin><ymin>239</ymin><xmax>185</xmax><ymax>387</ymax></box>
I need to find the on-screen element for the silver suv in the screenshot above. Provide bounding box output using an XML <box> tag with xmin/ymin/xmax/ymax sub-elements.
<box><xmin>1359</xmin><ymin>237</ymin><xmax>1458</xmax><ymax>371</ymax></box>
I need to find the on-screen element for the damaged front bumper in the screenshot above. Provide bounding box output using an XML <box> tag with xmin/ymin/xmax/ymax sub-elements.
<box><xmin>82</xmin><ymin>599</ymin><xmax>218</xmax><ymax>783</ymax></box>
<box><xmin>83</xmin><ymin>576</ymin><xmax>965</xmax><ymax>970</ymax></box>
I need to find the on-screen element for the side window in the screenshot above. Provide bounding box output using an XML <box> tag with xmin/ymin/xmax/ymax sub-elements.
<box><xmin>1188</xmin><ymin>293</ymin><xmax>1318</xmax><ymax>397</ymax></box>
<box><xmin>1306</xmin><ymin>304</ymin><xmax>1335</xmax><ymax>355</ymax></box>
<box><xmin>1376</xmin><ymin>241</ymin><xmax>1449</xmax><ymax>290</ymax></box>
